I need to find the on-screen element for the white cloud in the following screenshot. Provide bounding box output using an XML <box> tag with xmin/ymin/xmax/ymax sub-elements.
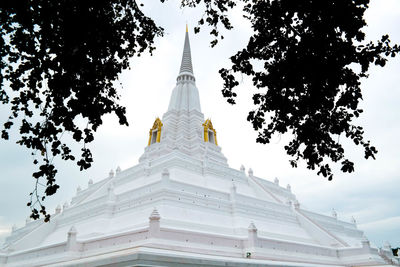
<box><xmin>360</xmin><ymin>216</ymin><xmax>400</xmax><ymax>231</ymax></box>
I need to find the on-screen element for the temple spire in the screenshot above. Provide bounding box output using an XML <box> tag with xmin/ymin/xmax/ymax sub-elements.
<box><xmin>178</xmin><ymin>26</ymin><xmax>194</xmax><ymax>76</ymax></box>
<box><xmin>167</xmin><ymin>27</ymin><xmax>201</xmax><ymax>112</ymax></box>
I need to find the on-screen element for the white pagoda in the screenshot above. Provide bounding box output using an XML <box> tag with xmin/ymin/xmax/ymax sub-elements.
<box><xmin>1</xmin><ymin>29</ymin><xmax>398</xmax><ymax>267</ymax></box>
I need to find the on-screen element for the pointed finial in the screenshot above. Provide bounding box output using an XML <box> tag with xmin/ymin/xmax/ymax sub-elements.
<box><xmin>332</xmin><ymin>208</ymin><xmax>337</xmax><ymax>219</ymax></box>
<box><xmin>107</xmin><ymin>183</ymin><xmax>116</xmax><ymax>203</ymax></box>
<box><xmin>361</xmin><ymin>235</ymin><xmax>370</xmax><ymax>248</ymax></box>
<box><xmin>186</xmin><ymin>23</ymin><xmax>188</xmax><ymax>33</ymax></box>
<box><xmin>178</xmin><ymin>28</ymin><xmax>194</xmax><ymax>75</ymax></box>
<box><xmin>231</xmin><ymin>181</ymin><xmax>237</xmax><ymax>191</ymax></box>
<box><xmin>162</xmin><ymin>168</ymin><xmax>169</xmax><ymax>176</ymax></box>
<box><xmin>68</xmin><ymin>226</ymin><xmax>77</xmax><ymax>235</ymax></box>
<box><xmin>240</xmin><ymin>165</ymin><xmax>245</xmax><ymax>172</ymax></box>
<box><xmin>161</xmin><ymin>168</ymin><xmax>170</xmax><ymax>182</ymax></box>
<box><xmin>230</xmin><ymin>181</ymin><xmax>237</xmax><ymax>202</ymax></box>
<box><xmin>248</xmin><ymin>222</ymin><xmax>257</xmax><ymax>232</ymax></box>
<box><xmin>149</xmin><ymin>208</ymin><xmax>161</xmax><ymax>221</ymax></box>
<box><xmin>293</xmin><ymin>199</ymin><xmax>300</xmax><ymax>209</ymax></box>
<box><xmin>108</xmin><ymin>183</ymin><xmax>114</xmax><ymax>194</ymax></box>
<box><xmin>55</xmin><ymin>204</ymin><xmax>61</xmax><ymax>214</ymax></box>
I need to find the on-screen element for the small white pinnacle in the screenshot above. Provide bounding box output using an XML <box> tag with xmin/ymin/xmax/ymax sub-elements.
<box><xmin>332</xmin><ymin>208</ymin><xmax>337</xmax><ymax>218</ymax></box>
<box><xmin>68</xmin><ymin>226</ymin><xmax>77</xmax><ymax>234</ymax></box>
<box><xmin>149</xmin><ymin>208</ymin><xmax>161</xmax><ymax>220</ymax></box>
<box><xmin>248</xmin><ymin>222</ymin><xmax>257</xmax><ymax>232</ymax></box>
<box><xmin>55</xmin><ymin>205</ymin><xmax>61</xmax><ymax>214</ymax></box>
<box><xmin>248</xmin><ymin>168</ymin><xmax>253</xmax><ymax>177</ymax></box>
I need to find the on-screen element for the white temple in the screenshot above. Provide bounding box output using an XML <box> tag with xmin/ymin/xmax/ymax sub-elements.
<box><xmin>1</xmin><ymin>28</ymin><xmax>398</xmax><ymax>267</ymax></box>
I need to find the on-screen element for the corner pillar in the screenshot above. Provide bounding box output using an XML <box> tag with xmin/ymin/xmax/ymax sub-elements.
<box><xmin>66</xmin><ymin>226</ymin><xmax>79</xmax><ymax>251</ymax></box>
<box><xmin>161</xmin><ymin>168</ymin><xmax>170</xmax><ymax>186</ymax></box>
<box><xmin>361</xmin><ymin>236</ymin><xmax>371</xmax><ymax>253</ymax></box>
<box><xmin>149</xmin><ymin>208</ymin><xmax>161</xmax><ymax>237</ymax></box>
<box><xmin>247</xmin><ymin>222</ymin><xmax>258</xmax><ymax>248</ymax></box>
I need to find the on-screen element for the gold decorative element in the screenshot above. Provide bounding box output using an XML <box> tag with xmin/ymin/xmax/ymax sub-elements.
<box><xmin>186</xmin><ymin>24</ymin><xmax>188</xmax><ymax>33</ymax></box>
<box><xmin>148</xmin><ymin>118</ymin><xmax>163</xmax><ymax>146</ymax></box>
<box><xmin>202</xmin><ymin>119</ymin><xmax>218</xmax><ymax>146</ymax></box>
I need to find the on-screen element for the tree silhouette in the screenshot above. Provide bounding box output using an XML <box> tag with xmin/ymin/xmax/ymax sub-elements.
<box><xmin>0</xmin><ymin>0</ymin><xmax>163</xmax><ymax>221</ymax></box>
<box><xmin>1</xmin><ymin>0</ymin><xmax>399</xmax><ymax>221</ymax></box>
<box><xmin>185</xmin><ymin>0</ymin><xmax>400</xmax><ymax>180</ymax></box>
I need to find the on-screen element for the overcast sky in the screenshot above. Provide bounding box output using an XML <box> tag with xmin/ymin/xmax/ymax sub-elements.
<box><xmin>0</xmin><ymin>0</ymin><xmax>399</xmax><ymax>248</ymax></box>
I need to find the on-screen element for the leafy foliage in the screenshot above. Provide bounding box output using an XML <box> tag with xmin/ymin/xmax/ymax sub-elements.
<box><xmin>0</xmin><ymin>0</ymin><xmax>163</xmax><ymax>221</ymax></box>
<box><xmin>1</xmin><ymin>0</ymin><xmax>399</xmax><ymax>222</ymax></box>
<box><xmin>184</xmin><ymin>0</ymin><xmax>399</xmax><ymax>180</ymax></box>
<box><xmin>178</xmin><ymin>0</ymin><xmax>236</xmax><ymax>46</ymax></box>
